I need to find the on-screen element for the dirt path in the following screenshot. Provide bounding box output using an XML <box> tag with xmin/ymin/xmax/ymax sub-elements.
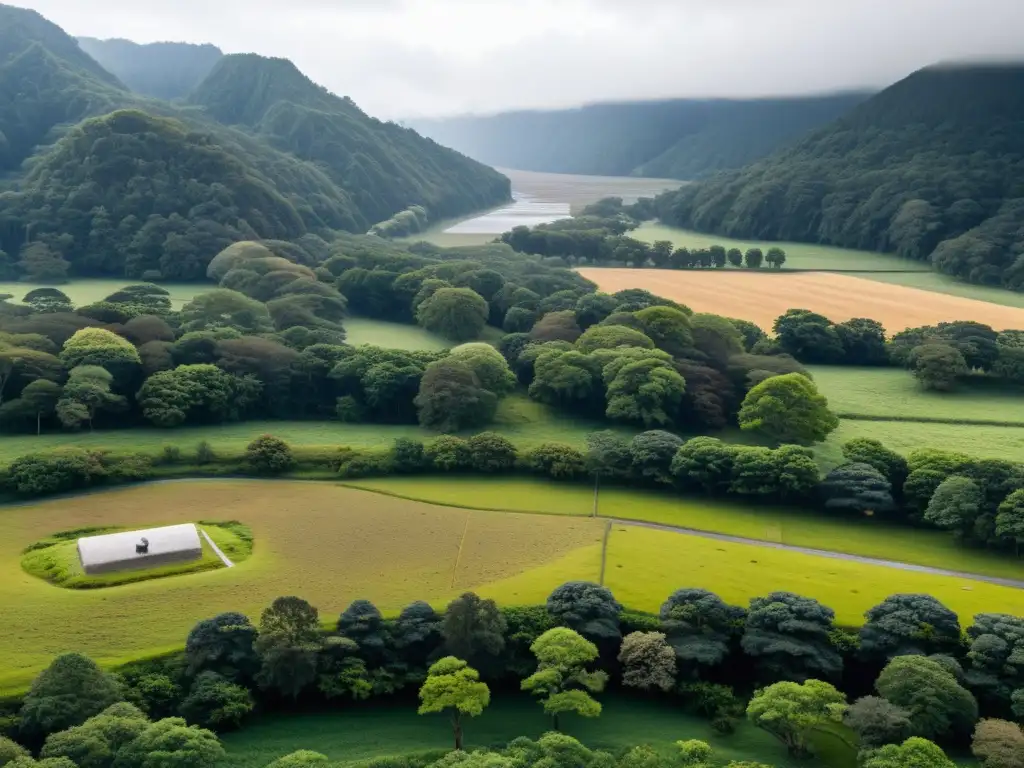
<box><xmin>610</xmin><ymin>518</ymin><xmax>1024</xmax><ymax>589</ymax></box>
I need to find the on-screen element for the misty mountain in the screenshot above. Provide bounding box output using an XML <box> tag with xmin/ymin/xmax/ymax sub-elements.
<box><xmin>0</xmin><ymin>3</ymin><xmax>509</xmax><ymax>281</ymax></box>
<box><xmin>77</xmin><ymin>37</ymin><xmax>223</xmax><ymax>100</ymax></box>
<box><xmin>410</xmin><ymin>93</ymin><xmax>870</xmax><ymax>180</ymax></box>
<box><xmin>655</xmin><ymin>63</ymin><xmax>1024</xmax><ymax>289</ymax></box>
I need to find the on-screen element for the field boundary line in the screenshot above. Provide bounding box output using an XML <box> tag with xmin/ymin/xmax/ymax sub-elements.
<box><xmin>837</xmin><ymin>413</ymin><xmax>1024</xmax><ymax>428</ymax></box>
<box><xmin>199</xmin><ymin>528</ymin><xmax>234</xmax><ymax>568</ymax></box>
<box><xmin>450</xmin><ymin>511</ymin><xmax>472</xmax><ymax>589</ymax></box>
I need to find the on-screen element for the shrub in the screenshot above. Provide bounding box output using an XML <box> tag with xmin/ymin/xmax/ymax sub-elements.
<box><xmin>6</xmin><ymin>449</ymin><xmax>106</xmax><ymax>497</ymax></box>
<box><xmin>391</xmin><ymin>439</ymin><xmax>426</xmax><ymax>473</ymax></box>
<box><xmin>159</xmin><ymin>446</ymin><xmax>182</xmax><ymax>465</ymax></box>
<box><xmin>524</xmin><ymin>443</ymin><xmax>586</xmax><ymax>479</ymax></box>
<box><xmin>425</xmin><ymin>436</ymin><xmax>471</xmax><ymax>471</ymax></box>
<box><xmin>179</xmin><ymin>672</ymin><xmax>254</xmax><ymax>732</ymax></box>
<box><xmin>0</xmin><ymin>736</ymin><xmax>29</xmax><ymax>766</ymax></box>
<box><xmin>337</xmin><ymin>452</ymin><xmax>392</xmax><ymax>479</ymax></box>
<box><xmin>195</xmin><ymin>441</ymin><xmax>216</xmax><ymax>465</ymax></box>
<box><xmin>245</xmin><ymin>435</ymin><xmax>294</xmax><ymax>475</ymax></box>
<box><xmin>103</xmin><ymin>453</ymin><xmax>154</xmax><ymax>482</ymax></box>
<box><xmin>466</xmin><ymin>432</ymin><xmax>518</xmax><ymax>473</ymax></box>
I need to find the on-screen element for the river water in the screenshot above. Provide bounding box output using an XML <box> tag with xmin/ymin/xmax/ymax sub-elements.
<box><xmin>443</xmin><ymin>193</ymin><xmax>571</xmax><ymax>234</ymax></box>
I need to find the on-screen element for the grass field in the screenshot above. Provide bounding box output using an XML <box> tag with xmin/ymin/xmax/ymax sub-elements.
<box><xmin>343</xmin><ymin>317</ymin><xmax>453</xmax><ymax>350</ymax></box>
<box><xmin>0</xmin><ymin>480</ymin><xmax>605</xmax><ymax>690</ymax></box>
<box><xmin>808</xmin><ymin>366</ymin><xmax>1024</xmax><ymax>425</ymax></box>
<box><xmin>632</xmin><ymin>223</ymin><xmax>927</xmax><ymax>272</ymax></box>
<box><xmin>0</xmin><ymin>279</ymin><xmax>206</xmax><ymax>308</ymax></box>
<box><xmin>816</xmin><ymin>420</ymin><xmax>1024</xmax><ymax>469</ymax></box>
<box><xmin>0</xmin><ymin>394</ymin><xmax>633</xmax><ymax>464</ymax></box>
<box><xmin>576</xmin><ymin>268</ymin><xmax>1024</xmax><ymax>332</ymax></box>
<box><xmin>219</xmin><ymin>693</ymin><xmax>806</xmax><ymax>768</ymax></box>
<box><xmin>3</xmin><ymin>479</ymin><xmax>1020</xmax><ymax>691</ymax></box>
<box><xmin>345</xmin><ymin>476</ymin><xmax>1024</xmax><ymax>581</ymax></box>
<box><xmin>864</xmin><ymin>271</ymin><xmax>1024</xmax><ymax>309</ymax></box>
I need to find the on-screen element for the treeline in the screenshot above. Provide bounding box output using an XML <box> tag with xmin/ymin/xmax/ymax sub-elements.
<box><xmin>652</xmin><ymin>64</ymin><xmax>1024</xmax><ymax>290</ymax></box>
<box><xmin>0</xmin><ymin>5</ymin><xmax>510</xmax><ymax>278</ymax></box>
<box><xmin>369</xmin><ymin>206</ymin><xmax>430</xmax><ymax>238</ymax></box>
<box><xmin>2</xmin><ymin>583</ymin><xmax>1021</xmax><ymax>768</ymax></box>
<box><xmin>499</xmin><ymin>199</ymin><xmax>787</xmax><ymax>269</ymax></box>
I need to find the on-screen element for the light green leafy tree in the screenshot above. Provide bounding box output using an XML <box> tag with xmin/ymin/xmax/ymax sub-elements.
<box><xmin>417</xmin><ymin>657</ymin><xmax>490</xmax><ymax>750</ymax></box>
<box><xmin>862</xmin><ymin>737</ymin><xmax>955</xmax><ymax>768</ymax></box>
<box><xmin>521</xmin><ymin>627</ymin><xmax>608</xmax><ymax>731</ymax></box>
<box><xmin>746</xmin><ymin>679</ymin><xmax>846</xmax><ymax>756</ymax></box>
<box><xmin>739</xmin><ymin>373</ymin><xmax>839</xmax><ymax>444</ymax></box>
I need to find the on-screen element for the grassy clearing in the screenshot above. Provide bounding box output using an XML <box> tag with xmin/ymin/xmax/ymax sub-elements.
<box><xmin>0</xmin><ymin>480</ymin><xmax>603</xmax><ymax>691</ymax></box>
<box><xmin>0</xmin><ymin>279</ymin><xmax>205</xmax><ymax>308</ymax></box>
<box><xmin>632</xmin><ymin>222</ymin><xmax>926</xmax><ymax>272</ymax></box>
<box><xmin>0</xmin><ymin>394</ymin><xmax>633</xmax><ymax>463</ymax></box>
<box><xmin>864</xmin><ymin>271</ymin><xmax>1024</xmax><ymax>309</ymax></box>
<box><xmin>343</xmin><ymin>317</ymin><xmax>452</xmax><ymax>351</ymax></box>
<box><xmin>604</xmin><ymin>526</ymin><xmax>1023</xmax><ymax>627</ymax></box>
<box><xmin>816</xmin><ymin>420</ymin><xmax>1024</xmax><ymax>470</ymax></box>
<box><xmin>345</xmin><ymin>476</ymin><xmax>1024</xmax><ymax>581</ymax></box>
<box><xmin>577</xmin><ymin>268</ymin><xmax>1024</xmax><ymax>332</ymax></box>
<box><xmin>809</xmin><ymin>366</ymin><xmax>1024</xmax><ymax>425</ymax></box>
<box><xmin>219</xmin><ymin>693</ymin><xmax>804</xmax><ymax>768</ymax></box>
<box><xmin>19</xmin><ymin>521</ymin><xmax>250</xmax><ymax>588</ymax></box>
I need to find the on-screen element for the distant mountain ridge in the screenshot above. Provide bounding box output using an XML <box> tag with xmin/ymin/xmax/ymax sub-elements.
<box><xmin>654</xmin><ymin>63</ymin><xmax>1024</xmax><ymax>289</ymax></box>
<box><xmin>410</xmin><ymin>93</ymin><xmax>871</xmax><ymax>180</ymax></box>
<box><xmin>77</xmin><ymin>37</ymin><xmax>223</xmax><ymax>100</ymax></box>
<box><xmin>0</xmin><ymin>3</ymin><xmax>510</xmax><ymax>281</ymax></box>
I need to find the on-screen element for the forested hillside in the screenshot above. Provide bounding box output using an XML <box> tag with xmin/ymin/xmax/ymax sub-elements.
<box><xmin>77</xmin><ymin>37</ymin><xmax>223</xmax><ymax>100</ymax></box>
<box><xmin>656</xmin><ymin>64</ymin><xmax>1024</xmax><ymax>289</ymax></box>
<box><xmin>410</xmin><ymin>93</ymin><xmax>869</xmax><ymax>179</ymax></box>
<box><xmin>190</xmin><ymin>54</ymin><xmax>511</xmax><ymax>224</ymax></box>
<box><xmin>0</xmin><ymin>4</ymin><xmax>510</xmax><ymax>280</ymax></box>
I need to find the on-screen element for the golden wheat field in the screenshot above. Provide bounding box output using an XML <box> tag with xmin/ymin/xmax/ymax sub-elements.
<box><xmin>576</xmin><ymin>269</ymin><xmax>1024</xmax><ymax>331</ymax></box>
<box><xmin>0</xmin><ymin>480</ymin><xmax>603</xmax><ymax>689</ymax></box>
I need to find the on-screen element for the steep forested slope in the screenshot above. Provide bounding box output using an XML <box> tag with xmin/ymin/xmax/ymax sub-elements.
<box><xmin>77</xmin><ymin>38</ymin><xmax>223</xmax><ymax>100</ymax></box>
<box><xmin>0</xmin><ymin>4</ymin><xmax>510</xmax><ymax>280</ymax></box>
<box><xmin>189</xmin><ymin>54</ymin><xmax>511</xmax><ymax>223</ymax></box>
<box><xmin>410</xmin><ymin>93</ymin><xmax>869</xmax><ymax>179</ymax></box>
<box><xmin>656</xmin><ymin>64</ymin><xmax>1024</xmax><ymax>289</ymax></box>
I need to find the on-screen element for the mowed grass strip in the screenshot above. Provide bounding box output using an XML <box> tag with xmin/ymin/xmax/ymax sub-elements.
<box><xmin>632</xmin><ymin>222</ymin><xmax>924</xmax><ymax>272</ymax></box>
<box><xmin>0</xmin><ymin>395</ymin><xmax>633</xmax><ymax>463</ymax></box>
<box><xmin>344</xmin><ymin>477</ymin><xmax>1024</xmax><ymax>581</ymax></box>
<box><xmin>808</xmin><ymin>366</ymin><xmax>1024</xmax><ymax>425</ymax></box>
<box><xmin>0</xmin><ymin>481</ymin><xmax>603</xmax><ymax>691</ymax></box>
<box><xmin>576</xmin><ymin>268</ymin><xmax>1024</xmax><ymax>332</ymax></box>
<box><xmin>603</xmin><ymin>526</ymin><xmax>1024</xmax><ymax>627</ymax></box>
<box><xmin>219</xmin><ymin>693</ymin><xmax>805</xmax><ymax>768</ymax></box>
<box><xmin>863</xmin><ymin>270</ymin><xmax>1024</xmax><ymax>309</ymax></box>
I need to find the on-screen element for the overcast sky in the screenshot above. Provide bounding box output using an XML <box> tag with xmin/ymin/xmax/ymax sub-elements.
<box><xmin>16</xmin><ymin>0</ymin><xmax>1024</xmax><ymax>119</ymax></box>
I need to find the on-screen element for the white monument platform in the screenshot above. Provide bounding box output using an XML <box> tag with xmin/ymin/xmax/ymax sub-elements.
<box><xmin>77</xmin><ymin>523</ymin><xmax>203</xmax><ymax>575</ymax></box>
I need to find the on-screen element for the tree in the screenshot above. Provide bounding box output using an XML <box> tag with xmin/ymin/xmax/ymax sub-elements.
<box><xmin>40</xmin><ymin>703</ymin><xmax>148</xmax><ymax>768</ymax></box>
<box><xmin>574</xmin><ymin>293</ymin><xmax>619</xmax><ymax>329</ymax></box>
<box><xmin>739</xmin><ymin>373</ymin><xmax>838</xmax><ymax>444</ymax></box>
<box><xmin>659</xmin><ymin>588</ymin><xmax>745</xmax><ymax>676</ymax></box>
<box><xmin>820</xmin><ymin>463</ymin><xmax>896</xmax><ymax>515</ymax></box>
<box><xmin>670</xmin><ymin>438</ymin><xmax>738</xmax><ymax>495</ymax></box>
<box><xmin>575</xmin><ymin>325</ymin><xmax>654</xmax><ymax>354</ymax></box>
<box><xmin>393</xmin><ymin>601</ymin><xmax>443</xmax><ymax>671</ymax></box>
<box><xmin>604</xmin><ymin>357</ymin><xmax>686</xmax><ymax>428</ymax></box>
<box><xmin>184</xmin><ymin>612</ymin><xmax>259</xmax><ymax>682</ymax></box>
<box><xmin>111</xmin><ymin>718</ymin><xmax>224</xmax><ymax>768</ymax></box>
<box><xmin>836</xmin><ymin>318</ymin><xmax>888</xmax><ymax>365</ymax></box>
<box><xmin>744</xmin><ymin>248</ymin><xmax>764</xmax><ymax>269</ymax></box>
<box><xmin>766</xmin><ymin>247</ymin><xmax>787</xmax><ymax>269</ymax></box>
<box><xmin>875</xmin><ymin>655</ymin><xmax>978</xmax><ymax>740</ymax></box>
<box><xmin>448</xmin><ymin>344</ymin><xmax>516</xmax><ymax>395</ymax></box>
<box><xmin>442</xmin><ymin>593</ymin><xmax>507</xmax><ymax>671</ymax></box>
<box><xmin>525</xmin><ymin>443</ymin><xmax>587</xmax><ymax>479</ymax></box>
<box><xmin>909</xmin><ymin>344</ymin><xmax>967</xmax><ymax>391</ymax></box>
<box><xmin>180</xmin><ymin>289</ymin><xmax>274</xmax><ymax>335</ymax></box>
<box><xmin>965</xmin><ymin>613</ymin><xmax>1024</xmax><ymax>715</ymax></box>
<box><xmin>17</xmin><ymin>243</ymin><xmax>70</xmax><ymax>283</ymax></box>
<box><xmin>20</xmin><ymin>653</ymin><xmax>123</xmax><ymax>738</ymax></box>
<box><xmin>337</xmin><ymin>600</ymin><xmax>388</xmax><ymax>663</ymax></box>
<box><xmin>546</xmin><ymin>582</ymin><xmax>622</xmax><ymax>645</ymax></box>
<box><xmin>246</xmin><ymin>435</ymin><xmax>294</xmax><ymax>475</ymax></box>
<box><xmin>925</xmin><ymin>476</ymin><xmax>984</xmax><ymax>540</ymax></box>
<box><xmin>677</xmin><ymin>740</ymin><xmax>713</xmax><ymax>767</ymax></box>
<box><xmin>60</xmin><ymin>328</ymin><xmax>141</xmax><ymax>381</ymax></box>
<box><xmin>24</xmin><ymin>288</ymin><xmax>73</xmax><ymax>314</ymax></box>
<box><xmin>254</xmin><ymin>597</ymin><xmax>322</xmax><ymax>699</ymax></box>
<box><xmin>727</xmin><ymin>249</ymin><xmax>743</xmax><ymax>268</ymax></box>
<box><xmin>0</xmin><ymin>736</ymin><xmax>29</xmax><ymax>766</ymax></box>
<box><xmin>745</xmin><ymin>679</ymin><xmax>845</xmax><ymax>757</ymax></box>
<box><xmin>690</xmin><ymin>314</ymin><xmax>744</xmax><ymax>364</ymax></box>
<box><xmin>634</xmin><ymin>306</ymin><xmax>693</xmax><ymax>357</ymax></box>
<box><xmin>971</xmin><ymin>719</ymin><xmax>1024</xmax><ymax>768</ymax></box>
<box><xmin>844</xmin><ymin>696</ymin><xmax>913</xmax><ymax>748</ymax></box>
<box><xmin>264</xmin><ymin>752</ymin><xmax>329</xmax><ymax>768</ymax></box>
<box><xmin>842</xmin><ymin>438</ymin><xmax>909</xmax><ymax>491</ymax></box>
<box><xmin>521</xmin><ymin>628</ymin><xmax>607</xmax><ymax>731</ymax></box>
<box><xmin>861</xmin><ymin>594</ymin><xmax>962</xmax><ymax>660</ymax></box>
<box><xmin>137</xmin><ymin>365</ymin><xmax>246</xmax><ymax>427</ymax></box>
<box><xmin>618</xmin><ymin>632</ymin><xmax>676</xmax><ymax>692</ymax></box>
<box><xmin>417</xmin><ymin>657</ymin><xmax>490</xmax><ymax>750</ymax></box>
<box><xmin>996</xmin><ymin>490</ymin><xmax>1024</xmax><ymax>555</ymax></box>
<box><xmin>628</xmin><ymin>431</ymin><xmax>684</xmax><ymax>485</ymax></box>
<box><xmin>530</xmin><ymin>311</ymin><xmax>584</xmax><ymax>343</ymax></box>
<box><xmin>742</xmin><ymin>592</ymin><xmax>842</xmax><ymax>682</ymax></box>
<box><xmin>415</xmin><ymin>358</ymin><xmax>498</xmax><ymax>433</ymax></box>
<box><xmin>773</xmin><ymin>310</ymin><xmax>844</xmax><ymax>363</ymax></box>
<box><xmin>0</xmin><ymin>379</ymin><xmax>62</xmax><ymax>434</ymax></box>
<box><xmin>56</xmin><ymin>366</ymin><xmax>125</xmax><ymax>430</ymax></box>
<box><xmin>417</xmin><ymin>287</ymin><xmax>488</xmax><ymax>342</ymax></box>
<box><xmin>862</xmin><ymin>737</ymin><xmax>956</xmax><ymax>768</ymax></box>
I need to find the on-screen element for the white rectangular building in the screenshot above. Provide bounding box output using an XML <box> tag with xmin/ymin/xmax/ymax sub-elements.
<box><xmin>78</xmin><ymin>523</ymin><xmax>203</xmax><ymax>575</ymax></box>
